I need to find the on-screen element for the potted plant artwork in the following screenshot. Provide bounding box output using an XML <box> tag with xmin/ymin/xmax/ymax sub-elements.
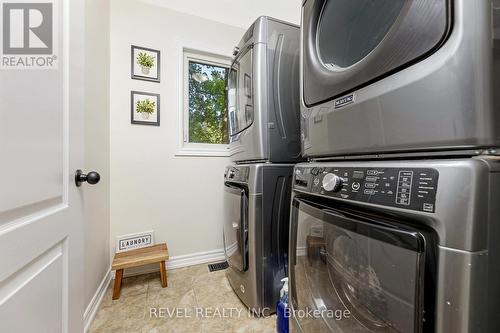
<box><xmin>131</xmin><ymin>91</ymin><xmax>160</xmax><ymax>126</ymax></box>
<box><xmin>136</xmin><ymin>99</ymin><xmax>155</xmax><ymax>119</ymax></box>
<box><xmin>131</xmin><ymin>46</ymin><xmax>160</xmax><ymax>82</ymax></box>
<box><xmin>137</xmin><ymin>52</ymin><xmax>155</xmax><ymax>75</ymax></box>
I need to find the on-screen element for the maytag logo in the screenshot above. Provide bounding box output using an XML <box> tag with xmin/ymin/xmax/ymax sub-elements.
<box><xmin>334</xmin><ymin>93</ymin><xmax>355</xmax><ymax>109</ymax></box>
<box><xmin>1</xmin><ymin>0</ymin><xmax>58</xmax><ymax>69</ymax></box>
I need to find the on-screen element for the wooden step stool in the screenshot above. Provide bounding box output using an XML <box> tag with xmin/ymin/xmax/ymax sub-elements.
<box><xmin>111</xmin><ymin>243</ymin><xmax>169</xmax><ymax>300</ymax></box>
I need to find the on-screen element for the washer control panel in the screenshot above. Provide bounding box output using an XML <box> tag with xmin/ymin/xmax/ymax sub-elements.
<box><xmin>294</xmin><ymin>166</ymin><xmax>439</xmax><ymax>213</ymax></box>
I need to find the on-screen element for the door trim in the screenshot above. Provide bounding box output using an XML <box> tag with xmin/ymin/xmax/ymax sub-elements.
<box><xmin>83</xmin><ymin>268</ymin><xmax>111</xmax><ymax>333</ymax></box>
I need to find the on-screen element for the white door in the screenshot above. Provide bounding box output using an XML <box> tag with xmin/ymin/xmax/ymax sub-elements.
<box><xmin>0</xmin><ymin>0</ymin><xmax>86</xmax><ymax>332</ymax></box>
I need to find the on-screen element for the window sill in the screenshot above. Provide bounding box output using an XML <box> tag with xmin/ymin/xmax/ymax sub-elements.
<box><xmin>175</xmin><ymin>147</ymin><xmax>231</xmax><ymax>157</ymax></box>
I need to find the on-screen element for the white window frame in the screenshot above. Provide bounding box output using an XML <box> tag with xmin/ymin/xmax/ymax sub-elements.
<box><xmin>176</xmin><ymin>48</ymin><xmax>232</xmax><ymax>157</ymax></box>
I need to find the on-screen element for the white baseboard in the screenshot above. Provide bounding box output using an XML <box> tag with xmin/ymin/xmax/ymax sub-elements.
<box><xmin>167</xmin><ymin>248</ymin><xmax>225</xmax><ymax>270</ymax></box>
<box><xmin>111</xmin><ymin>248</ymin><xmax>226</xmax><ymax>278</ymax></box>
<box><xmin>83</xmin><ymin>268</ymin><xmax>111</xmax><ymax>333</ymax></box>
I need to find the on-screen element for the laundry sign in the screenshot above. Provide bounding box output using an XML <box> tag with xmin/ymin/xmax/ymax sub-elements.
<box><xmin>116</xmin><ymin>231</ymin><xmax>154</xmax><ymax>252</ymax></box>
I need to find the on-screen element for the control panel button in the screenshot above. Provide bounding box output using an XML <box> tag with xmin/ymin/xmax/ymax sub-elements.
<box><xmin>322</xmin><ymin>173</ymin><xmax>343</xmax><ymax>192</ymax></box>
<box><xmin>351</xmin><ymin>182</ymin><xmax>361</xmax><ymax>191</ymax></box>
<box><xmin>423</xmin><ymin>203</ymin><xmax>434</xmax><ymax>212</ymax></box>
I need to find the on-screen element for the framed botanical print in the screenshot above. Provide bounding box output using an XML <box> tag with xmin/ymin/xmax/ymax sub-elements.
<box><xmin>131</xmin><ymin>91</ymin><xmax>160</xmax><ymax>126</ymax></box>
<box><xmin>131</xmin><ymin>45</ymin><xmax>160</xmax><ymax>82</ymax></box>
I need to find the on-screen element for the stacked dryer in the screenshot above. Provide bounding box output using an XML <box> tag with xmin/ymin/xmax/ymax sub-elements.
<box><xmin>290</xmin><ymin>1</ymin><xmax>500</xmax><ymax>333</ymax></box>
<box><xmin>222</xmin><ymin>17</ymin><xmax>301</xmax><ymax>315</ymax></box>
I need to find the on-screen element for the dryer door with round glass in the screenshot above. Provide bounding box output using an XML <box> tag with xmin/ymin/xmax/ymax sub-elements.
<box><xmin>302</xmin><ymin>0</ymin><xmax>450</xmax><ymax>106</ymax></box>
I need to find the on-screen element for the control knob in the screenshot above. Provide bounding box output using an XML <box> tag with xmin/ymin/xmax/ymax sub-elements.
<box><xmin>322</xmin><ymin>173</ymin><xmax>343</xmax><ymax>192</ymax></box>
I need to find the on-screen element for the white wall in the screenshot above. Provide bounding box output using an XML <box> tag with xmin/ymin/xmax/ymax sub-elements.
<box><xmin>84</xmin><ymin>0</ymin><xmax>110</xmax><ymax>315</ymax></box>
<box><xmin>109</xmin><ymin>0</ymin><xmax>245</xmax><ymax>260</ymax></box>
<box><xmin>140</xmin><ymin>0</ymin><xmax>302</xmax><ymax>29</ymax></box>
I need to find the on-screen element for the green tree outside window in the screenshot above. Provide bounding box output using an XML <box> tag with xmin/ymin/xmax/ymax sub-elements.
<box><xmin>188</xmin><ymin>61</ymin><xmax>228</xmax><ymax>144</ymax></box>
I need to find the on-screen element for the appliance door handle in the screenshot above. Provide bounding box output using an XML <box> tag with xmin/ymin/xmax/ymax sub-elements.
<box><xmin>240</xmin><ymin>189</ymin><xmax>249</xmax><ymax>271</ymax></box>
<box><xmin>290</xmin><ymin>203</ymin><xmax>299</xmax><ymax>268</ymax></box>
<box><xmin>494</xmin><ymin>5</ymin><xmax>500</xmax><ymax>48</ymax></box>
<box><xmin>295</xmin><ymin>197</ymin><xmax>426</xmax><ymax>252</ymax></box>
<box><xmin>289</xmin><ymin>198</ymin><xmax>300</xmax><ymax>310</ymax></box>
<box><xmin>224</xmin><ymin>182</ymin><xmax>245</xmax><ymax>194</ymax></box>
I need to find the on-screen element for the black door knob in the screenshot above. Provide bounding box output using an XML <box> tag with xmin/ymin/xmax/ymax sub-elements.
<box><xmin>75</xmin><ymin>169</ymin><xmax>101</xmax><ymax>187</ymax></box>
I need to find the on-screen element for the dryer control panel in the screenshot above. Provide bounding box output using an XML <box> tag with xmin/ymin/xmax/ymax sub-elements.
<box><xmin>294</xmin><ymin>166</ymin><xmax>439</xmax><ymax>213</ymax></box>
<box><xmin>224</xmin><ymin>166</ymin><xmax>250</xmax><ymax>183</ymax></box>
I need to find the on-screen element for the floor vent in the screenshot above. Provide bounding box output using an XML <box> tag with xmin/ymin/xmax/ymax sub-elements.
<box><xmin>208</xmin><ymin>261</ymin><xmax>229</xmax><ymax>272</ymax></box>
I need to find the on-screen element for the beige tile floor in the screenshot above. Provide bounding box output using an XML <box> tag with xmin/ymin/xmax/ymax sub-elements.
<box><xmin>88</xmin><ymin>263</ymin><xmax>277</xmax><ymax>333</ymax></box>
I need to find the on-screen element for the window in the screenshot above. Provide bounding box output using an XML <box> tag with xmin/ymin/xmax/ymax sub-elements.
<box><xmin>178</xmin><ymin>49</ymin><xmax>231</xmax><ymax>156</ymax></box>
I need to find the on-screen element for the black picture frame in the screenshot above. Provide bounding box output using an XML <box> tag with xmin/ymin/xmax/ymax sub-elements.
<box><xmin>131</xmin><ymin>45</ymin><xmax>161</xmax><ymax>82</ymax></box>
<box><xmin>131</xmin><ymin>91</ymin><xmax>160</xmax><ymax>126</ymax></box>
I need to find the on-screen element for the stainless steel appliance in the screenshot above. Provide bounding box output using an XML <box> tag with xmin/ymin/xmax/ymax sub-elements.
<box><xmin>289</xmin><ymin>158</ymin><xmax>500</xmax><ymax>332</ymax></box>
<box><xmin>223</xmin><ymin>163</ymin><xmax>293</xmax><ymax>315</ymax></box>
<box><xmin>301</xmin><ymin>0</ymin><xmax>500</xmax><ymax>158</ymax></box>
<box><xmin>228</xmin><ymin>16</ymin><xmax>302</xmax><ymax>163</ymax></box>
<box><xmin>223</xmin><ymin>16</ymin><xmax>303</xmax><ymax>315</ymax></box>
